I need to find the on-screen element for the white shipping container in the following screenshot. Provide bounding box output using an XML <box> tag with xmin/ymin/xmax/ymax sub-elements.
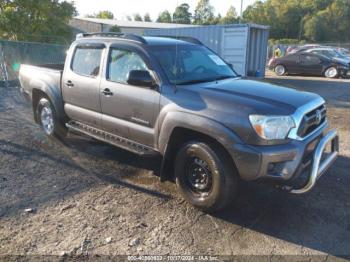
<box><xmin>145</xmin><ymin>24</ymin><xmax>269</xmax><ymax>77</ymax></box>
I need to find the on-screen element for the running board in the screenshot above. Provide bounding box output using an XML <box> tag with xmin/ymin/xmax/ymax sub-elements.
<box><xmin>66</xmin><ymin>121</ymin><xmax>158</xmax><ymax>156</ymax></box>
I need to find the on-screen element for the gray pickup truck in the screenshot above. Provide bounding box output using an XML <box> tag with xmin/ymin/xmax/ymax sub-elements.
<box><xmin>19</xmin><ymin>33</ymin><xmax>339</xmax><ymax>212</ymax></box>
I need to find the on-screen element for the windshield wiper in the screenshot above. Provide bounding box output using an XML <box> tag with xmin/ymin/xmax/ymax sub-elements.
<box><xmin>176</xmin><ymin>75</ymin><xmax>235</xmax><ymax>85</ymax></box>
<box><xmin>214</xmin><ymin>75</ymin><xmax>236</xmax><ymax>81</ymax></box>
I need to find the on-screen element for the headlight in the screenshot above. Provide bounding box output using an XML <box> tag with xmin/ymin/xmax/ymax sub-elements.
<box><xmin>249</xmin><ymin>115</ymin><xmax>295</xmax><ymax>140</ymax></box>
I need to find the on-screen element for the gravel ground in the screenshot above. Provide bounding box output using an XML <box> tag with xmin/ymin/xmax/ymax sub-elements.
<box><xmin>0</xmin><ymin>76</ymin><xmax>350</xmax><ymax>260</ymax></box>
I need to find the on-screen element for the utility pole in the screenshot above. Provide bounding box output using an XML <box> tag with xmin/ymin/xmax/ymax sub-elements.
<box><xmin>239</xmin><ymin>0</ymin><xmax>243</xmax><ymax>23</ymax></box>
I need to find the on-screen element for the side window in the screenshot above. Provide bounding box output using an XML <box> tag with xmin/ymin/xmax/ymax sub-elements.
<box><xmin>72</xmin><ymin>47</ymin><xmax>103</xmax><ymax>77</ymax></box>
<box><xmin>301</xmin><ymin>55</ymin><xmax>320</xmax><ymax>65</ymax></box>
<box><xmin>108</xmin><ymin>49</ymin><xmax>148</xmax><ymax>83</ymax></box>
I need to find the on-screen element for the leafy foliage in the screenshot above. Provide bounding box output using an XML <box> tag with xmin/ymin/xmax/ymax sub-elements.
<box><xmin>133</xmin><ymin>13</ymin><xmax>143</xmax><ymax>21</ymax></box>
<box><xmin>157</xmin><ymin>10</ymin><xmax>172</xmax><ymax>23</ymax></box>
<box><xmin>221</xmin><ymin>6</ymin><xmax>238</xmax><ymax>24</ymax></box>
<box><xmin>193</xmin><ymin>0</ymin><xmax>215</xmax><ymax>25</ymax></box>
<box><xmin>243</xmin><ymin>0</ymin><xmax>350</xmax><ymax>42</ymax></box>
<box><xmin>94</xmin><ymin>10</ymin><xmax>114</xmax><ymax>19</ymax></box>
<box><xmin>0</xmin><ymin>0</ymin><xmax>76</xmax><ymax>44</ymax></box>
<box><xmin>144</xmin><ymin>13</ymin><xmax>152</xmax><ymax>22</ymax></box>
<box><xmin>173</xmin><ymin>3</ymin><xmax>191</xmax><ymax>24</ymax></box>
<box><xmin>109</xmin><ymin>25</ymin><xmax>121</xmax><ymax>33</ymax></box>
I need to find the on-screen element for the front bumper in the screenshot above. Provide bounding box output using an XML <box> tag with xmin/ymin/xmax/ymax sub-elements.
<box><xmin>289</xmin><ymin>129</ymin><xmax>338</xmax><ymax>193</ymax></box>
<box><xmin>229</xmin><ymin>128</ymin><xmax>339</xmax><ymax>194</ymax></box>
<box><xmin>339</xmin><ymin>68</ymin><xmax>350</xmax><ymax>78</ymax></box>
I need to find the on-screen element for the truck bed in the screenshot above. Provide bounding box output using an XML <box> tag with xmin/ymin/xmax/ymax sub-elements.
<box><xmin>19</xmin><ymin>64</ymin><xmax>64</xmax><ymax>98</ymax></box>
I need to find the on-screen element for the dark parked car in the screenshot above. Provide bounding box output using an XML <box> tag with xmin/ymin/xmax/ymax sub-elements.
<box><xmin>19</xmin><ymin>33</ymin><xmax>339</xmax><ymax>212</ymax></box>
<box><xmin>305</xmin><ymin>48</ymin><xmax>350</xmax><ymax>63</ymax></box>
<box><xmin>269</xmin><ymin>51</ymin><xmax>350</xmax><ymax>78</ymax></box>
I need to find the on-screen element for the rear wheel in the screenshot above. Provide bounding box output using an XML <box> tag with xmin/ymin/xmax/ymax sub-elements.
<box><xmin>174</xmin><ymin>141</ymin><xmax>238</xmax><ymax>213</ymax></box>
<box><xmin>37</xmin><ymin>98</ymin><xmax>67</xmax><ymax>139</ymax></box>
<box><xmin>274</xmin><ymin>65</ymin><xmax>286</xmax><ymax>76</ymax></box>
<box><xmin>324</xmin><ymin>67</ymin><xmax>338</xmax><ymax>78</ymax></box>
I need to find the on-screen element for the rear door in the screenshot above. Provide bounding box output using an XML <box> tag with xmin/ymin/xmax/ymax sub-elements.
<box><xmin>298</xmin><ymin>54</ymin><xmax>323</xmax><ymax>76</ymax></box>
<box><xmin>99</xmin><ymin>45</ymin><xmax>160</xmax><ymax>147</ymax></box>
<box><xmin>280</xmin><ymin>54</ymin><xmax>299</xmax><ymax>73</ymax></box>
<box><xmin>62</xmin><ymin>43</ymin><xmax>105</xmax><ymax>128</ymax></box>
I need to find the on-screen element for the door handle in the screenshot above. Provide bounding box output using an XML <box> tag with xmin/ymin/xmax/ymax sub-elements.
<box><xmin>102</xmin><ymin>88</ymin><xmax>113</xmax><ymax>96</ymax></box>
<box><xmin>66</xmin><ymin>80</ymin><xmax>74</xmax><ymax>87</ymax></box>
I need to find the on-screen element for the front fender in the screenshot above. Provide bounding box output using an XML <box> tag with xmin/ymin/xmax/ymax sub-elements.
<box><xmin>157</xmin><ymin>111</ymin><xmax>243</xmax><ymax>155</ymax></box>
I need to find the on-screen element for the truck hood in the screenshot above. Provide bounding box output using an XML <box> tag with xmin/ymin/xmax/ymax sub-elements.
<box><xmin>193</xmin><ymin>78</ymin><xmax>321</xmax><ymax>115</ymax></box>
<box><xmin>171</xmin><ymin>78</ymin><xmax>324</xmax><ymax>145</ymax></box>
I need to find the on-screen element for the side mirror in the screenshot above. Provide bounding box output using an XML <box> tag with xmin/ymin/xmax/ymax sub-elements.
<box><xmin>127</xmin><ymin>70</ymin><xmax>155</xmax><ymax>88</ymax></box>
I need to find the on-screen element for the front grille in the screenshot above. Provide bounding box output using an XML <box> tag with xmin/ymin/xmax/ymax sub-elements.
<box><xmin>297</xmin><ymin>104</ymin><xmax>327</xmax><ymax>138</ymax></box>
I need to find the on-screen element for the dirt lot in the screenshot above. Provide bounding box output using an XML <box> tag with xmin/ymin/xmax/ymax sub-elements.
<box><xmin>0</xmin><ymin>75</ymin><xmax>350</xmax><ymax>260</ymax></box>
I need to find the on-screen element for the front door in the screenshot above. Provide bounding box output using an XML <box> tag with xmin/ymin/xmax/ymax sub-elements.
<box><xmin>298</xmin><ymin>54</ymin><xmax>323</xmax><ymax>76</ymax></box>
<box><xmin>62</xmin><ymin>43</ymin><xmax>105</xmax><ymax>127</ymax></box>
<box><xmin>100</xmin><ymin>46</ymin><xmax>159</xmax><ymax>147</ymax></box>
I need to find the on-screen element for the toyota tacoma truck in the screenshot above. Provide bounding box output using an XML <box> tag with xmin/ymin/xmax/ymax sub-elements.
<box><xmin>19</xmin><ymin>33</ymin><xmax>339</xmax><ymax>212</ymax></box>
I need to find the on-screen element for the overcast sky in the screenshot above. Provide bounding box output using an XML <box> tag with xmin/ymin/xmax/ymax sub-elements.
<box><xmin>69</xmin><ymin>0</ymin><xmax>257</xmax><ymax>21</ymax></box>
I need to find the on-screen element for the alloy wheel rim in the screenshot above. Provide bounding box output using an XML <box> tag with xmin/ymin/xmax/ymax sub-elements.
<box><xmin>275</xmin><ymin>65</ymin><xmax>285</xmax><ymax>75</ymax></box>
<box><xmin>41</xmin><ymin>106</ymin><xmax>54</xmax><ymax>135</ymax></box>
<box><xmin>326</xmin><ymin>68</ymin><xmax>337</xmax><ymax>78</ymax></box>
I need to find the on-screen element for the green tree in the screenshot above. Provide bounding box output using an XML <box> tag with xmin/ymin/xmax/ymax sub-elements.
<box><xmin>211</xmin><ymin>14</ymin><xmax>222</xmax><ymax>25</ymax></box>
<box><xmin>133</xmin><ymin>13</ymin><xmax>143</xmax><ymax>21</ymax></box>
<box><xmin>144</xmin><ymin>13</ymin><xmax>152</xmax><ymax>22</ymax></box>
<box><xmin>242</xmin><ymin>0</ymin><xmax>350</xmax><ymax>42</ymax></box>
<box><xmin>0</xmin><ymin>0</ymin><xmax>76</xmax><ymax>44</ymax></box>
<box><xmin>173</xmin><ymin>3</ymin><xmax>192</xmax><ymax>24</ymax></box>
<box><xmin>303</xmin><ymin>12</ymin><xmax>327</xmax><ymax>42</ymax></box>
<box><xmin>96</xmin><ymin>10</ymin><xmax>114</xmax><ymax>19</ymax></box>
<box><xmin>193</xmin><ymin>0</ymin><xmax>215</xmax><ymax>25</ymax></box>
<box><xmin>109</xmin><ymin>25</ymin><xmax>121</xmax><ymax>33</ymax></box>
<box><xmin>157</xmin><ymin>10</ymin><xmax>172</xmax><ymax>23</ymax></box>
<box><xmin>304</xmin><ymin>0</ymin><xmax>350</xmax><ymax>42</ymax></box>
<box><xmin>221</xmin><ymin>6</ymin><xmax>238</xmax><ymax>24</ymax></box>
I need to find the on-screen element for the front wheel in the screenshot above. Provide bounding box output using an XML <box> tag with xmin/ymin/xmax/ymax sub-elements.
<box><xmin>174</xmin><ymin>141</ymin><xmax>239</xmax><ymax>213</ymax></box>
<box><xmin>37</xmin><ymin>98</ymin><xmax>67</xmax><ymax>139</ymax></box>
<box><xmin>324</xmin><ymin>67</ymin><xmax>338</xmax><ymax>78</ymax></box>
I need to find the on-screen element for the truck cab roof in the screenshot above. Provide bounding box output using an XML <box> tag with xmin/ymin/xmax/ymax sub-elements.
<box><xmin>74</xmin><ymin>33</ymin><xmax>201</xmax><ymax>46</ymax></box>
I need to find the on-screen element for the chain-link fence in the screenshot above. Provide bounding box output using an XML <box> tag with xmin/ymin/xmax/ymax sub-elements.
<box><xmin>0</xmin><ymin>40</ymin><xmax>68</xmax><ymax>87</ymax></box>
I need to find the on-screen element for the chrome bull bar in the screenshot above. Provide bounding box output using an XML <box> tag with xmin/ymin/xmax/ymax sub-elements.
<box><xmin>291</xmin><ymin>129</ymin><xmax>339</xmax><ymax>194</ymax></box>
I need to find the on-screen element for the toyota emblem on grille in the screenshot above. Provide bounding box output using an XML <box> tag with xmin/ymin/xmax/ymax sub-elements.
<box><xmin>315</xmin><ymin>110</ymin><xmax>322</xmax><ymax>125</ymax></box>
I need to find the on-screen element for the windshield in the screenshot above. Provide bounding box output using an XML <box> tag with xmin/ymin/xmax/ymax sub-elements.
<box><xmin>338</xmin><ymin>48</ymin><xmax>350</xmax><ymax>56</ymax></box>
<box><xmin>150</xmin><ymin>45</ymin><xmax>237</xmax><ymax>85</ymax></box>
<box><xmin>312</xmin><ymin>49</ymin><xmax>347</xmax><ymax>59</ymax></box>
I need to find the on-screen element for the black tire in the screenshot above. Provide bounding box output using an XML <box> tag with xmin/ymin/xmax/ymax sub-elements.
<box><xmin>37</xmin><ymin>98</ymin><xmax>67</xmax><ymax>139</ymax></box>
<box><xmin>174</xmin><ymin>141</ymin><xmax>239</xmax><ymax>213</ymax></box>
